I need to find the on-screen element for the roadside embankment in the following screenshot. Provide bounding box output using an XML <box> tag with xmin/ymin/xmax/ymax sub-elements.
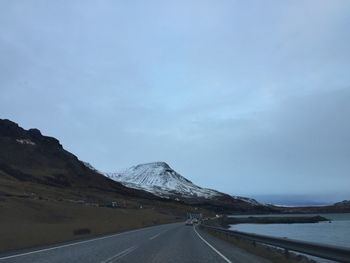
<box><xmin>0</xmin><ymin>197</ymin><xmax>185</xmax><ymax>253</ymax></box>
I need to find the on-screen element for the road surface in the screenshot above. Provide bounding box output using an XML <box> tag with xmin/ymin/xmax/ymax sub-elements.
<box><xmin>0</xmin><ymin>223</ymin><xmax>270</xmax><ymax>263</ymax></box>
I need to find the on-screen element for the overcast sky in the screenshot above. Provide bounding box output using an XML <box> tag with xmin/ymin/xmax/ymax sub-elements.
<box><xmin>1</xmin><ymin>0</ymin><xmax>349</xmax><ymax>204</ymax></box>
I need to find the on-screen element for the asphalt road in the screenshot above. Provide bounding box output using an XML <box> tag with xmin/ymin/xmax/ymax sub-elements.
<box><xmin>0</xmin><ymin>223</ymin><xmax>271</xmax><ymax>263</ymax></box>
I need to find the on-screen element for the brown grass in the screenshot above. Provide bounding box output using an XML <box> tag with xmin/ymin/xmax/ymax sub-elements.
<box><xmin>0</xmin><ymin>175</ymin><xmax>203</xmax><ymax>253</ymax></box>
<box><xmin>0</xmin><ymin>196</ymin><xmax>183</xmax><ymax>253</ymax></box>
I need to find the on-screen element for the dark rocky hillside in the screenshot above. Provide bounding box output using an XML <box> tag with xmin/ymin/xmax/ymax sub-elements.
<box><xmin>0</xmin><ymin>119</ymin><xmax>158</xmax><ymax>200</ymax></box>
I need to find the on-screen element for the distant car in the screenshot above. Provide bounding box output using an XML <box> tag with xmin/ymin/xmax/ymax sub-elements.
<box><xmin>185</xmin><ymin>219</ymin><xmax>193</xmax><ymax>226</ymax></box>
<box><xmin>191</xmin><ymin>218</ymin><xmax>199</xmax><ymax>224</ymax></box>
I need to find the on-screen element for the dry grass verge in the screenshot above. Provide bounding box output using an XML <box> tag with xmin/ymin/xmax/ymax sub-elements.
<box><xmin>0</xmin><ymin>197</ymin><xmax>182</xmax><ymax>253</ymax></box>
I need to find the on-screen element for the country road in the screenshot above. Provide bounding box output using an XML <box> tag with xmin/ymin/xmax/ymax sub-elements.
<box><xmin>0</xmin><ymin>223</ymin><xmax>270</xmax><ymax>263</ymax></box>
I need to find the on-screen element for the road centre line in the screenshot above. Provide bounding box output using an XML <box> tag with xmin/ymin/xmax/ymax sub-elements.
<box><xmin>101</xmin><ymin>246</ymin><xmax>137</xmax><ymax>263</ymax></box>
<box><xmin>149</xmin><ymin>233</ymin><xmax>162</xmax><ymax>240</ymax></box>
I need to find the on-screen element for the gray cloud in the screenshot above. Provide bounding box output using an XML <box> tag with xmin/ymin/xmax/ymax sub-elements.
<box><xmin>1</xmin><ymin>0</ymin><xmax>350</xmax><ymax>203</ymax></box>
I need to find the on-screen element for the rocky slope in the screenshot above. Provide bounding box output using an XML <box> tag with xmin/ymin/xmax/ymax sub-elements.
<box><xmin>0</xmin><ymin>119</ymin><xmax>157</xmax><ymax>200</ymax></box>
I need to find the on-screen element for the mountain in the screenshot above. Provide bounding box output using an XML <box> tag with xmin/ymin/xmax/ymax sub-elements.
<box><xmin>105</xmin><ymin>162</ymin><xmax>273</xmax><ymax>212</ymax></box>
<box><xmin>334</xmin><ymin>200</ymin><xmax>350</xmax><ymax>206</ymax></box>
<box><xmin>0</xmin><ymin>119</ymin><xmax>198</xmax><ymax>253</ymax></box>
<box><xmin>0</xmin><ymin>118</ymin><xmax>273</xmax><ymax>213</ymax></box>
<box><xmin>0</xmin><ymin>119</ymin><xmax>157</xmax><ymax>200</ymax></box>
<box><xmin>106</xmin><ymin>162</ymin><xmax>221</xmax><ymax>199</ymax></box>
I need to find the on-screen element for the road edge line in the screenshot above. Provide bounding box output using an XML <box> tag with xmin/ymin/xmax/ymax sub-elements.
<box><xmin>194</xmin><ymin>225</ymin><xmax>232</xmax><ymax>263</ymax></box>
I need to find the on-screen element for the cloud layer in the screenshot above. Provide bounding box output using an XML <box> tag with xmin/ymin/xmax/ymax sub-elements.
<box><xmin>1</xmin><ymin>0</ymin><xmax>350</xmax><ymax>202</ymax></box>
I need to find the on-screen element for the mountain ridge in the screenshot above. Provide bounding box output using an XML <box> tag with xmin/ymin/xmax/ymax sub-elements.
<box><xmin>104</xmin><ymin>162</ymin><xmax>267</xmax><ymax>212</ymax></box>
<box><xmin>105</xmin><ymin>161</ymin><xmax>222</xmax><ymax>199</ymax></box>
<box><xmin>0</xmin><ymin>118</ymin><xmax>274</xmax><ymax>213</ymax></box>
<box><xmin>0</xmin><ymin>118</ymin><xmax>159</xmax><ymax>200</ymax></box>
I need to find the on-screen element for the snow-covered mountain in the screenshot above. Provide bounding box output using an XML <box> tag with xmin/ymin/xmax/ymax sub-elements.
<box><xmin>105</xmin><ymin>162</ymin><xmax>221</xmax><ymax>199</ymax></box>
<box><xmin>105</xmin><ymin>162</ymin><xmax>262</xmax><ymax>207</ymax></box>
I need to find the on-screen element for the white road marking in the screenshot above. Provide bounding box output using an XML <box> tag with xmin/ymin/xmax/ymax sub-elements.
<box><xmin>101</xmin><ymin>246</ymin><xmax>137</xmax><ymax>263</ymax></box>
<box><xmin>149</xmin><ymin>233</ymin><xmax>162</xmax><ymax>240</ymax></box>
<box><xmin>194</xmin><ymin>226</ymin><xmax>232</xmax><ymax>263</ymax></box>
<box><xmin>149</xmin><ymin>227</ymin><xmax>171</xmax><ymax>240</ymax></box>
<box><xmin>0</xmin><ymin>227</ymin><xmax>147</xmax><ymax>260</ymax></box>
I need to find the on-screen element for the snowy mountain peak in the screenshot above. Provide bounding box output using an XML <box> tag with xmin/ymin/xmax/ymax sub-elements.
<box><xmin>105</xmin><ymin>162</ymin><xmax>220</xmax><ymax>199</ymax></box>
<box><xmin>126</xmin><ymin>162</ymin><xmax>192</xmax><ymax>184</ymax></box>
<box><xmin>135</xmin><ymin>161</ymin><xmax>170</xmax><ymax>169</ymax></box>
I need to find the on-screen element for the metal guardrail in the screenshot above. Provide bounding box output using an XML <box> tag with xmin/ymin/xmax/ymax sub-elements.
<box><xmin>200</xmin><ymin>224</ymin><xmax>350</xmax><ymax>263</ymax></box>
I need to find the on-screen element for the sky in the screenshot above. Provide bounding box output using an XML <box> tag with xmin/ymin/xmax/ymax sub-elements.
<box><xmin>1</xmin><ymin>0</ymin><xmax>350</xmax><ymax>205</ymax></box>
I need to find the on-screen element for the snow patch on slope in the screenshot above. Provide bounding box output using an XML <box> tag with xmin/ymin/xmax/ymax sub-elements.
<box><xmin>105</xmin><ymin>162</ymin><xmax>221</xmax><ymax>199</ymax></box>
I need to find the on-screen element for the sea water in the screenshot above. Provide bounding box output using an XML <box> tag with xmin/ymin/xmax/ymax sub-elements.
<box><xmin>229</xmin><ymin>213</ymin><xmax>350</xmax><ymax>263</ymax></box>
